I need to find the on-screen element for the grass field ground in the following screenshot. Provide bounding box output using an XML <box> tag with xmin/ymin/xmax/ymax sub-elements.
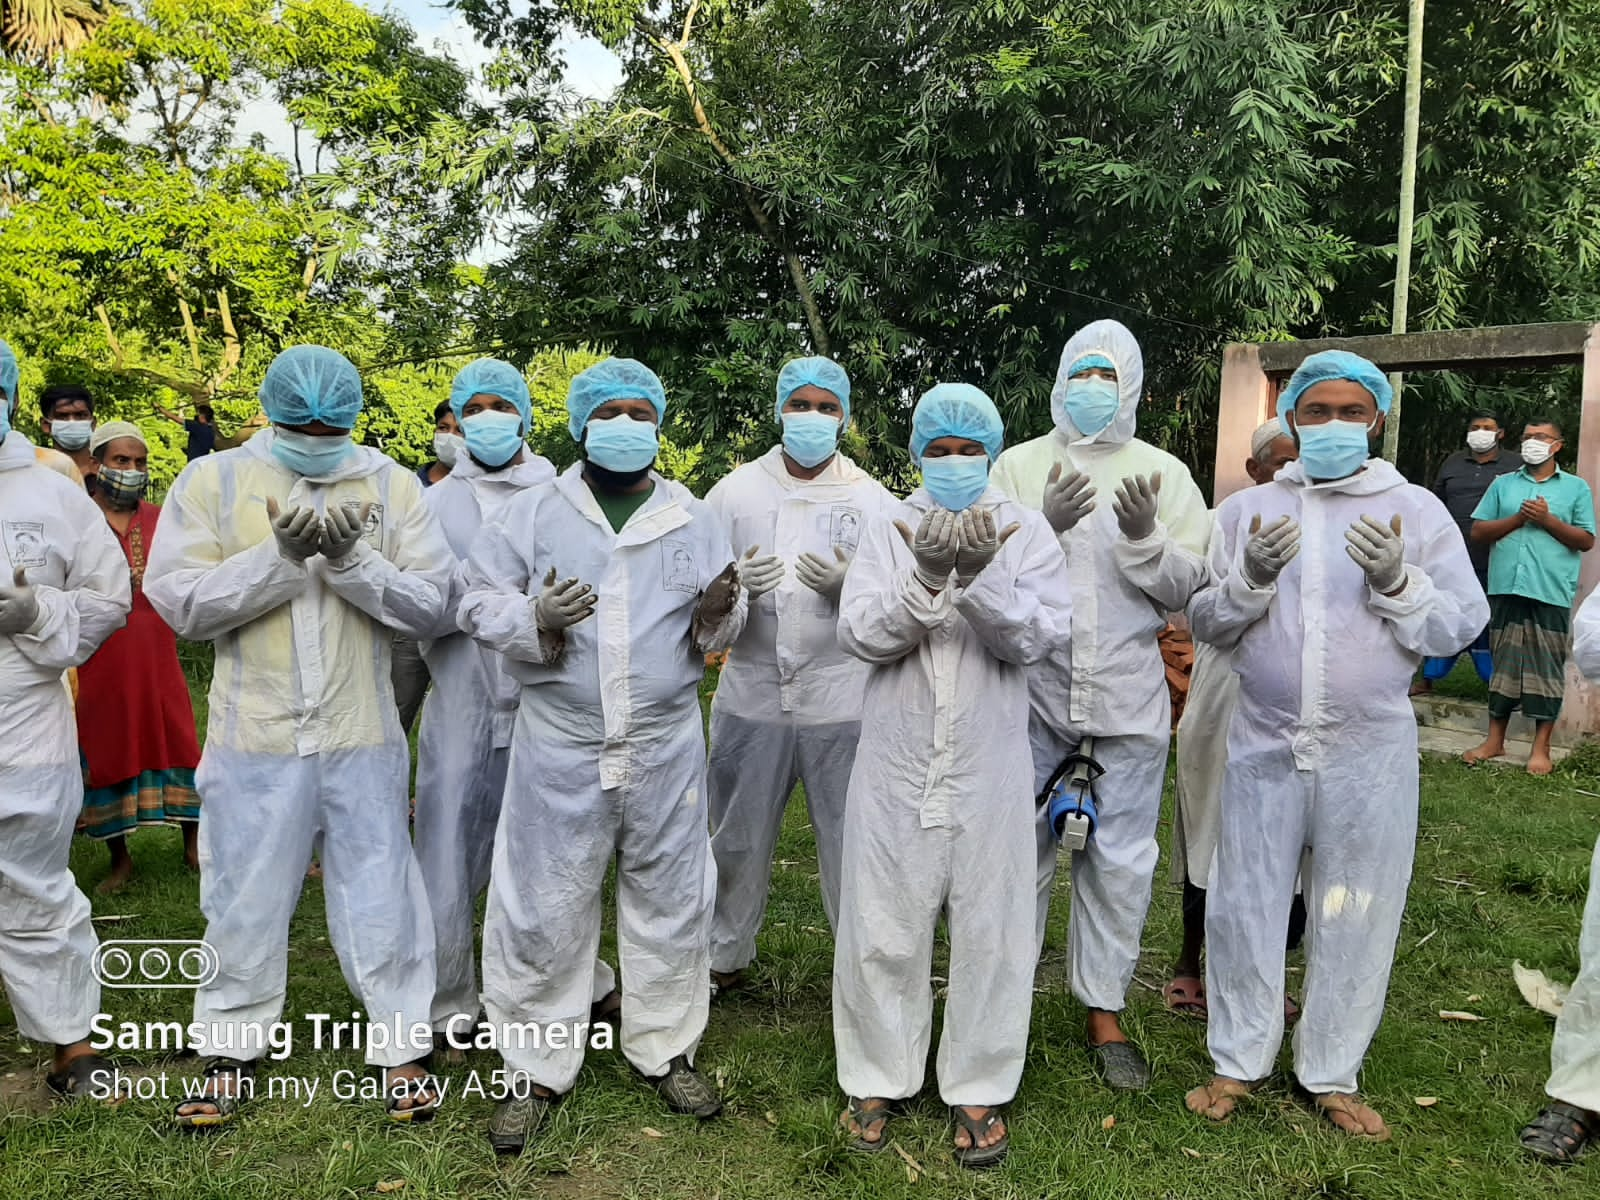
<box><xmin>2</xmin><ymin>659</ymin><xmax>1597</xmax><ymax>1199</ymax></box>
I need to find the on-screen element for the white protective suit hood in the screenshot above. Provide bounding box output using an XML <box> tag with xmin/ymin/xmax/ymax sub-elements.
<box><xmin>1049</xmin><ymin>319</ymin><xmax>1144</xmax><ymax>447</ymax></box>
<box><xmin>0</xmin><ymin>427</ymin><xmax>38</xmax><ymax>471</ymax></box>
<box><xmin>1274</xmin><ymin>456</ymin><xmax>1401</xmax><ymax>496</ymax></box>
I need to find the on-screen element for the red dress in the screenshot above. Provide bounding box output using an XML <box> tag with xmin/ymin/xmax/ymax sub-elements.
<box><xmin>75</xmin><ymin>502</ymin><xmax>202</xmax><ymax>799</ymax></box>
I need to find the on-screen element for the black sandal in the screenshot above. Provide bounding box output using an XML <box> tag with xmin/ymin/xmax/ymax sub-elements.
<box><xmin>952</xmin><ymin>1104</ymin><xmax>1009</xmax><ymax>1170</ymax></box>
<box><xmin>45</xmin><ymin>1053</ymin><xmax>113</xmax><ymax>1101</ymax></box>
<box><xmin>173</xmin><ymin>1057</ymin><xmax>256</xmax><ymax>1129</ymax></box>
<box><xmin>488</xmin><ymin>1086</ymin><xmax>562</xmax><ymax>1155</ymax></box>
<box><xmin>1521</xmin><ymin>1101</ymin><xmax>1597</xmax><ymax>1164</ymax></box>
<box><xmin>841</xmin><ymin>1096</ymin><xmax>893</xmax><ymax>1154</ymax></box>
<box><xmin>385</xmin><ymin>1061</ymin><xmax>443</xmax><ymax>1123</ymax></box>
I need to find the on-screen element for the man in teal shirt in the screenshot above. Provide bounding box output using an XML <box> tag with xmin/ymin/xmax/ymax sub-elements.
<box><xmin>1464</xmin><ymin>417</ymin><xmax>1596</xmax><ymax>775</ymax></box>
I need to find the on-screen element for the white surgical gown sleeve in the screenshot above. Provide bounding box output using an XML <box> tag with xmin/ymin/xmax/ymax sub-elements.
<box><xmin>456</xmin><ymin>519</ymin><xmax>547</xmax><ymax>665</ymax></box>
<box><xmin>1574</xmin><ymin>588</ymin><xmax>1600</xmax><ymax>682</ymax></box>
<box><xmin>692</xmin><ymin>515</ymin><xmax>748</xmax><ymax>654</ymax></box>
<box><xmin>1365</xmin><ymin>512</ymin><xmax>1490</xmax><ymax>657</ymax></box>
<box><xmin>143</xmin><ymin>469</ymin><xmax>309</xmax><ymax>641</ymax></box>
<box><xmin>318</xmin><ymin>476</ymin><xmax>451</xmax><ymax>639</ymax></box>
<box><xmin>1113</xmin><ymin>468</ymin><xmax>1210</xmax><ymax>612</ymax></box>
<box><xmin>954</xmin><ymin>514</ymin><xmax>1073</xmax><ymax>666</ymax></box>
<box><xmin>12</xmin><ymin>520</ymin><xmax>131</xmax><ymax>670</ymax></box>
<box><xmin>838</xmin><ymin>513</ymin><xmax>952</xmax><ymax>664</ymax></box>
<box><xmin>1188</xmin><ymin>507</ymin><xmax>1273</xmax><ymax>650</ymax></box>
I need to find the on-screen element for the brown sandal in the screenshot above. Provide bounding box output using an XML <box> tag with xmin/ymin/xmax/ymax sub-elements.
<box><xmin>1185</xmin><ymin>1076</ymin><xmax>1257</xmax><ymax>1122</ymax></box>
<box><xmin>1313</xmin><ymin>1091</ymin><xmax>1391</xmax><ymax>1141</ymax></box>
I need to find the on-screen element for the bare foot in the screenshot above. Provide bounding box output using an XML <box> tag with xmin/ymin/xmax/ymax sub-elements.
<box><xmin>1186</xmin><ymin>1077</ymin><xmax>1254</xmax><ymax>1122</ymax></box>
<box><xmin>1527</xmin><ymin>749</ymin><xmax>1555</xmax><ymax>776</ymax></box>
<box><xmin>1315</xmin><ymin>1091</ymin><xmax>1391</xmax><ymax>1141</ymax></box>
<box><xmin>385</xmin><ymin>1062</ymin><xmax>441</xmax><ymax>1115</ymax></box>
<box><xmin>1463</xmin><ymin>739</ymin><xmax>1505</xmax><ymax>766</ymax></box>
<box><xmin>96</xmin><ymin>861</ymin><xmax>134</xmax><ymax>895</ymax></box>
<box><xmin>306</xmin><ymin>861</ymin><xmax>322</xmax><ymax>879</ymax></box>
<box><xmin>1086</xmin><ymin>1008</ymin><xmax>1127</xmax><ymax>1046</ymax></box>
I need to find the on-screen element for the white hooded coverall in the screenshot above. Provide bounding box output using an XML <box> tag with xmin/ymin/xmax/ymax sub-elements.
<box><xmin>414</xmin><ymin>453</ymin><xmax>619</xmax><ymax>1035</ymax></box>
<box><xmin>705</xmin><ymin>446</ymin><xmax>897</xmax><ymax>969</ymax></box>
<box><xmin>1547</xmin><ymin>590</ymin><xmax>1600</xmax><ymax>1114</ymax></box>
<box><xmin>988</xmin><ymin>321</ymin><xmax>1210</xmax><ymax>1010</ymax></box>
<box><xmin>1189</xmin><ymin>458</ymin><xmax>1487</xmax><ymax>1094</ymax></box>
<box><xmin>0</xmin><ymin>432</ymin><xmax>130</xmax><ymax>1045</ymax></box>
<box><xmin>144</xmin><ymin>431</ymin><xmax>453</xmax><ymax>1068</ymax></box>
<box><xmin>458</xmin><ymin>465</ymin><xmax>746</xmax><ymax>1093</ymax></box>
<box><xmin>832</xmin><ymin>487</ymin><xmax>1073</xmax><ymax>1106</ymax></box>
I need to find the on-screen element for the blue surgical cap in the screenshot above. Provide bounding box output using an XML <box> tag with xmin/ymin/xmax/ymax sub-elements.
<box><xmin>775</xmin><ymin>356</ymin><xmax>851</xmax><ymax>422</ymax></box>
<box><xmin>1277</xmin><ymin>350</ymin><xmax>1394</xmax><ymax>422</ymax></box>
<box><xmin>259</xmin><ymin>345</ymin><xmax>364</xmax><ymax>429</ymax></box>
<box><xmin>0</xmin><ymin>339</ymin><xmax>17</xmax><ymax>409</ymax></box>
<box><xmin>566</xmin><ymin>357</ymin><xmax>667</xmax><ymax>439</ymax></box>
<box><xmin>910</xmin><ymin>383</ymin><xmax>1005</xmax><ymax>461</ymax></box>
<box><xmin>450</xmin><ymin>358</ymin><xmax>531</xmax><ymax>427</ymax></box>
<box><xmin>1068</xmin><ymin>353</ymin><xmax>1116</xmax><ymax>375</ymax></box>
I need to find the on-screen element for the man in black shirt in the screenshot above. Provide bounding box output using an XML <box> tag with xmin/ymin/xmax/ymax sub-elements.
<box><xmin>1414</xmin><ymin>409</ymin><xmax>1521</xmax><ymax>694</ymax></box>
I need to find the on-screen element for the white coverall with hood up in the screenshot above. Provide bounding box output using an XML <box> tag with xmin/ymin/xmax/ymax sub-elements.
<box><xmin>833</xmin><ymin>485</ymin><xmax>1073</xmax><ymax>1106</ymax></box>
<box><xmin>0</xmin><ymin>432</ymin><xmax>130</xmax><ymax>1045</ymax></box>
<box><xmin>458</xmin><ymin>465</ymin><xmax>747</xmax><ymax>1093</ymax></box>
<box><xmin>1545</xmin><ymin>591</ymin><xmax>1600</xmax><ymax>1115</ymax></box>
<box><xmin>144</xmin><ymin>431</ymin><xmax>453</xmax><ymax>1068</ymax></box>
<box><xmin>989</xmin><ymin>320</ymin><xmax>1210</xmax><ymax>1010</ymax></box>
<box><xmin>1189</xmin><ymin>457</ymin><xmax>1486</xmax><ymax>1094</ymax></box>
<box><xmin>705</xmin><ymin>446</ymin><xmax>897</xmax><ymax>968</ymax></box>
<box><xmin>414</xmin><ymin>453</ymin><xmax>616</xmax><ymax>1035</ymax></box>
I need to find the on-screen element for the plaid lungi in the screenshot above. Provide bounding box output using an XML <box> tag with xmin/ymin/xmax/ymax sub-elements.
<box><xmin>1487</xmin><ymin>594</ymin><xmax>1572</xmax><ymax>723</ymax></box>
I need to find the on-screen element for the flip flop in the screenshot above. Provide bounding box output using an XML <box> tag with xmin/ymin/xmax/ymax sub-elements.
<box><xmin>841</xmin><ymin>1096</ymin><xmax>893</xmax><ymax>1154</ymax></box>
<box><xmin>1163</xmin><ymin>975</ymin><xmax>1208</xmax><ymax>1018</ymax></box>
<box><xmin>45</xmin><ymin>1053</ymin><xmax>113</xmax><ymax>1101</ymax></box>
<box><xmin>951</xmin><ymin>1104</ymin><xmax>1009</xmax><ymax>1170</ymax></box>
<box><xmin>385</xmin><ymin>1062</ymin><xmax>443</xmax><ymax>1123</ymax></box>
<box><xmin>173</xmin><ymin>1058</ymin><xmax>255</xmax><ymax>1129</ymax></box>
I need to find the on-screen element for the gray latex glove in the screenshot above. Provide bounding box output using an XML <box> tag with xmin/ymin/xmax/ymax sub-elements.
<box><xmin>740</xmin><ymin>551</ymin><xmax>786</xmax><ymax>598</ymax></box>
<box><xmin>795</xmin><ymin>547</ymin><xmax>851</xmax><ymax>600</ymax></box>
<box><xmin>1043</xmin><ymin>462</ymin><xmax>1096</xmax><ymax>534</ymax></box>
<box><xmin>696</xmin><ymin>555</ymin><xmax>744</xmax><ymax>628</ymax></box>
<box><xmin>320</xmin><ymin>500</ymin><xmax>374</xmax><ymax>564</ymax></box>
<box><xmin>1346</xmin><ymin>514</ymin><xmax>1406</xmax><ymax>594</ymax></box>
<box><xmin>0</xmin><ymin>566</ymin><xmax>40</xmax><ymax>635</ymax></box>
<box><xmin>894</xmin><ymin>508</ymin><xmax>962</xmax><ymax>591</ymax></box>
<box><xmin>1112</xmin><ymin>472</ymin><xmax>1163</xmax><ymax>541</ymax></box>
<box><xmin>956</xmin><ymin>507</ymin><xmax>1022</xmax><ymax>585</ymax></box>
<box><xmin>1242</xmin><ymin>514</ymin><xmax>1301</xmax><ymax>588</ymax></box>
<box><xmin>534</xmin><ymin>566</ymin><xmax>597</xmax><ymax>631</ymax></box>
<box><xmin>265</xmin><ymin>496</ymin><xmax>322</xmax><ymax>563</ymax></box>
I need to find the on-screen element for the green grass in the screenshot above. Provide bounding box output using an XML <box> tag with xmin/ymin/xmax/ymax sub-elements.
<box><xmin>3</xmin><ymin>668</ymin><xmax>1598</xmax><ymax>1198</ymax></box>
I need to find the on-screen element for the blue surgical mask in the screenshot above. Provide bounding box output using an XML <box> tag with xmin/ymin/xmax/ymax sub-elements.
<box><xmin>1296</xmin><ymin>419</ymin><xmax>1374</xmax><ymax>480</ymax></box>
<box><xmin>52</xmin><ymin>418</ymin><xmax>93</xmax><ymax>450</ymax></box>
<box><xmin>1063</xmin><ymin>377</ymin><xmax>1120</xmax><ymax>438</ymax></box>
<box><xmin>461</xmin><ymin>410</ymin><xmax>525</xmax><ymax>468</ymax></box>
<box><xmin>780</xmin><ymin>412</ymin><xmax>841</xmax><ymax>468</ymax></box>
<box><xmin>584</xmin><ymin>414</ymin><xmax>659</xmax><ymax>472</ymax></box>
<box><xmin>0</xmin><ymin>401</ymin><xmax>11</xmax><ymax>440</ymax></box>
<box><xmin>920</xmin><ymin>455</ymin><xmax>990</xmax><ymax>512</ymax></box>
<box><xmin>270</xmin><ymin>427</ymin><xmax>354</xmax><ymax>476</ymax></box>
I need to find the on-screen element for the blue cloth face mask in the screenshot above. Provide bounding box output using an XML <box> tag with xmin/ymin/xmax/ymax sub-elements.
<box><xmin>584</xmin><ymin>414</ymin><xmax>659</xmax><ymax>472</ymax></box>
<box><xmin>920</xmin><ymin>455</ymin><xmax>990</xmax><ymax>512</ymax></box>
<box><xmin>461</xmin><ymin>410</ymin><xmax>525</xmax><ymax>468</ymax></box>
<box><xmin>270</xmin><ymin>427</ymin><xmax>354</xmax><ymax>476</ymax></box>
<box><xmin>780</xmin><ymin>412</ymin><xmax>841</xmax><ymax>468</ymax></box>
<box><xmin>1063</xmin><ymin>377</ymin><xmax>1120</xmax><ymax>438</ymax></box>
<box><xmin>1296</xmin><ymin>419</ymin><xmax>1374</xmax><ymax>480</ymax></box>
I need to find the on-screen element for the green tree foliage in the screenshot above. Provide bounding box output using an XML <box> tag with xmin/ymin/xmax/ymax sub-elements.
<box><xmin>459</xmin><ymin>0</ymin><xmax>1600</xmax><ymax>490</ymax></box>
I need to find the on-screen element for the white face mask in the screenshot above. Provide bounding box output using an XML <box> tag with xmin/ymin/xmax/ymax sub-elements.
<box><xmin>1466</xmin><ymin>429</ymin><xmax>1498</xmax><ymax>454</ymax></box>
<box><xmin>51</xmin><ymin>418</ymin><xmax>92</xmax><ymax>450</ymax></box>
<box><xmin>1522</xmin><ymin>439</ymin><xmax>1555</xmax><ymax>467</ymax></box>
<box><xmin>433</xmin><ymin>431</ymin><xmax>464</xmax><ymax>467</ymax></box>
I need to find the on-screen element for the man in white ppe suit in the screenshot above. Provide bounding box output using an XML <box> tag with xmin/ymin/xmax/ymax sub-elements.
<box><xmin>1185</xmin><ymin>350</ymin><xmax>1486</xmax><ymax>1140</ymax></box>
<box><xmin>834</xmin><ymin>383</ymin><xmax>1072</xmax><ymax>1170</ymax></box>
<box><xmin>989</xmin><ymin>319</ymin><xmax>1210</xmax><ymax>1089</ymax></box>
<box><xmin>413</xmin><ymin>358</ymin><xmax>619</xmax><ymax>1055</ymax></box>
<box><xmin>146</xmin><ymin>345</ymin><xmax>454</xmax><ymax>1126</ymax></box>
<box><xmin>705</xmin><ymin>356</ymin><xmax>896</xmax><ymax>988</ymax></box>
<box><xmin>458</xmin><ymin>357</ymin><xmax>748</xmax><ymax>1154</ymax></box>
<box><xmin>0</xmin><ymin>337</ymin><xmax>130</xmax><ymax>1099</ymax></box>
<box><xmin>1517</xmin><ymin>586</ymin><xmax>1600</xmax><ymax>1163</ymax></box>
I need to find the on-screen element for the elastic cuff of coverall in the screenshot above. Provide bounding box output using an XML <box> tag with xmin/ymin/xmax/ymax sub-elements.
<box><xmin>323</xmin><ymin>540</ymin><xmax>372</xmax><ymax>572</ymax></box>
<box><xmin>1113</xmin><ymin>521</ymin><xmax>1169</xmax><ymax>563</ymax></box>
<box><xmin>22</xmin><ymin>594</ymin><xmax>52</xmax><ymax>637</ymax></box>
<box><xmin>1226</xmin><ymin>566</ymin><xmax>1277</xmax><ymax>603</ymax></box>
<box><xmin>900</xmin><ymin>569</ymin><xmax>954</xmax><ymax>622</ymax></box>
<box><xmin>1365</xmin><ymin>564</ymin><xmax>1423</xmax><ymax>610</ymax></box>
